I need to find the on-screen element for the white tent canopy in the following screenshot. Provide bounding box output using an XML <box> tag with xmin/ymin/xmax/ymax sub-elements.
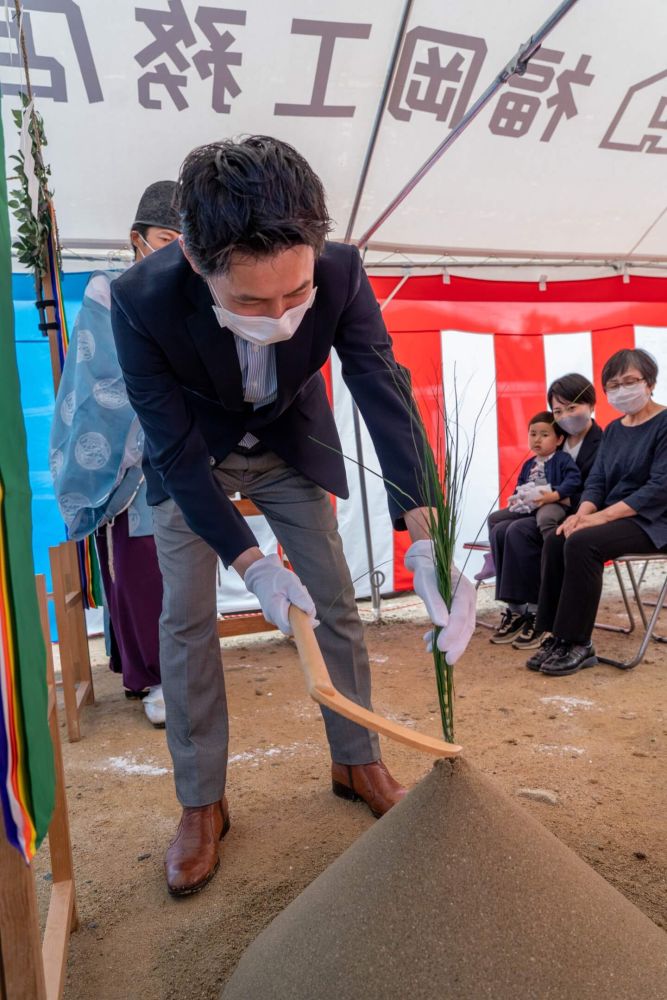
<box><xmin>1</xmin><ymin>0</ymin><xmax>666</xmax><ymax>266</ymax></box>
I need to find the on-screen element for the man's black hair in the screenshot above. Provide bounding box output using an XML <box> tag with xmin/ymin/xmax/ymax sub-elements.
<box><xmin>547</xmin><ymin>372</ymin><xmax>596</xmax><ymax>408</ymax></box>
<box><xmin>601</xmin><ymin>348</ymin><xmax>658</xmax><ymax>388</ymax></box>
<box><xmin>529</xmin><ymin>411</ymin><xmax>564</xmax><ymax>437</ymax></box>
<box><xmin>178</xmin><ymin>136</ymin><xmax>333</xmax><ymax>276</ymax></box>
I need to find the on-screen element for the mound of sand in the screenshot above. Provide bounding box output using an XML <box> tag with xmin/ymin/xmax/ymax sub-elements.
<box><xmin>223</xmin><ymin>758</ymin><xmax>667</xmax><ymax>999</ymax></box>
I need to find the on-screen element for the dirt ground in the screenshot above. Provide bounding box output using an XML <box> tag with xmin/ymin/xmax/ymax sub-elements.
<box><xmin>35</xmin><ymin>585</ymin><xmax>666</xmax><ymax>1000</ymax></box>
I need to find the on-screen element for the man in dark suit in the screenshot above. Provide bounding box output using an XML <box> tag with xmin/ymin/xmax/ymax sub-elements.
<box><xmin>111</xmin><ymin>137</ymin><xmax>475</xmax><ymax>896</ymax></box>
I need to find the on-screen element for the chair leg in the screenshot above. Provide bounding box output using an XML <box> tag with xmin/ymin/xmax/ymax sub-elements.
<box><xmin>626</xmin><ymin>561</ymin><xmax>667</xmax><ymax>644</ymax></box>
<box><xmin>626</xmin><ymin>562</ymin><xmax>667</xmax><ymax>641</ymax></box>
<box><xmin>598</xmin><ymin>574</ymin><xmax>667</xmax><ymax>670</ymax></box>
<box><xmin>473</xmin><ymin>579</ymin><xmax>496</xmax><ymax>630</ymax></box>
<box><xmin>636</xmin><ymin>559</ymin><xmax>649</xmax><ymax>589</ymax></box>
<box><xmin>594</xmin><ymin>561</ymin><xmax>636</xmax><ymax>635</ymax></box>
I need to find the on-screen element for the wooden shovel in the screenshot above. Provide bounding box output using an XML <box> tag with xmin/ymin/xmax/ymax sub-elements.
<box><xmin>289</xmin><ymin>606</ymin><xmax>462</xmax><ymax>758</ymax></box>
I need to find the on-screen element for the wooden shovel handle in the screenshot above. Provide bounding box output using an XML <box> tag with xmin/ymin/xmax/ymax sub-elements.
<box><xmin>288</xmin><ymin>607</ymin><xmax>461</xmax><ymax>759</ymax></box>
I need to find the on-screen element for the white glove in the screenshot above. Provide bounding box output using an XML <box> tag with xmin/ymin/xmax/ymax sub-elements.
<box><xmin>244</xmin><ymin>554</ymin><xmax>318</xmax><ymax>636</ymax></box>
<box><xmin>404</xmin><ymin>540</ymin><xmax>477</xmax><ymax>664</ymax></box>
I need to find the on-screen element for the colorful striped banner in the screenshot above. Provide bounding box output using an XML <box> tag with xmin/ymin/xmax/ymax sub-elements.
<box><xmin>0</xmin><ymin>476</ymin><xmax>37</xmax><ymax>857</ymax></box>
<box><xmin>0</xmin><ymin>97</ymin><xmax>54</xmax><ymax>860</ymax></box>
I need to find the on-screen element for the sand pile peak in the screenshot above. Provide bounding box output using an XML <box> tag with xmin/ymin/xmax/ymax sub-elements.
<box><xmin>222</xmin><ymin>758</ymin><xmax>667</xmax><ymax>999</ymax></box>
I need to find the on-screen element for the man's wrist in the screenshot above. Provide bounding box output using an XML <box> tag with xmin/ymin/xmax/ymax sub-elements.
<box><xmin>232</xmin><ymin>546</ymin><xmax>264</xmax><ymax>578</ymax></box>
<box><xmin>405</xmin><ymin>506</ymin><xmax>435</xmax><ymax>542</ymax></box>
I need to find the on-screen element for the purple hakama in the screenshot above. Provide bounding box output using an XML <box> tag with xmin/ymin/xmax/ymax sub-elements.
<box><xmin>95</xmin><ymin>510</ymin><xmax>162</xmax><ymax>692</ymax></box>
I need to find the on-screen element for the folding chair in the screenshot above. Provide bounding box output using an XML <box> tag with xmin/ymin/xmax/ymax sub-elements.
<box><xmin>593</xmin><ymin>559</ymin><xmax>643</xmax><ymax>636</ymax></box>
<box><xmin>597</xmin><ymin>554</ymin><xmax>667</xmax><ymax>670</ymax></box>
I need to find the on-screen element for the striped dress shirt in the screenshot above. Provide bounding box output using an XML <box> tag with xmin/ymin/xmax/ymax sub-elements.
<box><xmin>234</xmin><ymin>337</ymin><xmax>277</xmax><ymax>448</ymax></box>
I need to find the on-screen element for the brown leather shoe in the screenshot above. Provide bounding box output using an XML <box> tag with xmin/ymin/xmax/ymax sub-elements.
<box><xmin>331</xmin><ymin>760</ymin><xmax>407</xmax><ymax>818</ymax></box>
<box><xmin>165</xmin><ymin>795</ymin><xmax>230</xmax><ymax>897</ymax></box>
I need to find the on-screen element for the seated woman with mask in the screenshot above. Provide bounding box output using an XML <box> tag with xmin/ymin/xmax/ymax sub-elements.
<box><xmin>528</xmin><ymin>348</ymin><xmax>667</xmax><ymax>676</ymax></box>
<box><xmin>541</xmin><ymin>372</ymin><xmax>603</xmax><ymax>526</ymax></box>
<box><xmin>488</xmin><ymin>373</ymin><xmax>602</xmax><ymax>649</ymax></box>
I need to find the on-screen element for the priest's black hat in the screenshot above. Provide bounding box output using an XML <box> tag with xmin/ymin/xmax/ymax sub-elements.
<box><xmin>132</xmin><ymin>180</ymin><xmax>180</xmax><ymax>232</ymax></box>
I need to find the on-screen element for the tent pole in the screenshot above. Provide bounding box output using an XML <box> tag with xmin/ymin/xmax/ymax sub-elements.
<box><xmin>379</xmin><ymin>272</ymin><xmax>411</xmax><ymax>309</ymax></box>
<box><xmin>626</xmin><ymin>202</ymin><xmax>667</xmax><ymax>258</ymax></box>
<box><xmin>344</xmin><ymin>0</ymin><xmax>414</xmax><ymax>243</ymax></box>
<box><xmin>348</xmin><ymin>273</ymin><xmax>412</xmax><ymax>619</ymax></box>
<box><xmin>356</xmin><ymin>0</ymin><xmax>581</xmax><ymax>249</ymax></box>
<box><xmin>350</xmin><ymin>402</ymin><xmax>385</xmax><ymax>619</ymax></box>
<box><xmin>345</xmin><ymin>0</ymin><xmax>414</xmax><ymax>617</ymax></box>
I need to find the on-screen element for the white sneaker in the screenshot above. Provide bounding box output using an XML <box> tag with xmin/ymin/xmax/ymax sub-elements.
<box><xmin>142</xmin><ymin>685</ymin><xmax>166</xmax><ymax>728</ymax></box>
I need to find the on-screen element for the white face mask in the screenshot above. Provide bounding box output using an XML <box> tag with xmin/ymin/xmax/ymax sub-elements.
<box><xmin>606</xmin><ymin>382</ymin><xmax>650</xmax><ymax>415</ymax></box>
<box><xmin>557</xmin><ymin>411</ymin><xmax>591</xmax><ymax>435</ymax></box>
<box><xmin>135</xmin><ymin>233</ymin><xmax>154</xmax><ymax>256</ymax></box>
<box><xmin>209</xmin><ymin>285</ymin><xmax>317</xmax><ymax>346</ymax></box>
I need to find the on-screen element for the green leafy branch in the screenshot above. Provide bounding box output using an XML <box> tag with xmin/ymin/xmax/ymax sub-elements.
<box><xmin>7</xmin><ymin>92</ymin><xmax>54</xmax><ymax>275</ymax></box>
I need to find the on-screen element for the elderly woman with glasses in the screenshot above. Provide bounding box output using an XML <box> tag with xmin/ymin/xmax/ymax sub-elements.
<box><xmin>527</xmin><ymin>347</ymin><xmax>667</xmax><ymax>677</ymax></box>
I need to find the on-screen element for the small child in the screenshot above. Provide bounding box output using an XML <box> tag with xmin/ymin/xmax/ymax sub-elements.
<box><xmin>487</xmin><ymin>411</ymin><xmax>582</xmax><ymax>646</ymax></box>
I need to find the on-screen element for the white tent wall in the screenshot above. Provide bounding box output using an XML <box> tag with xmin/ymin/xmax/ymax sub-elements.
<box><xmin>543</xmin><ymin>332</ymin><xmax>593</xmax><ymax>388</ymax></box>
<box><xmin>331</xmin><ymin>352</ymin><xmax>395</xmax><ymax>601</ymax></box>
<box><xmin>636</xmin><ymin>326</ymin><xmax>667</xmax><ymax>402</ymax></box>
<box><xmin>441</xmin><ymin>329</ymin><xmax>499</xmax><ymax>573</ymax></box>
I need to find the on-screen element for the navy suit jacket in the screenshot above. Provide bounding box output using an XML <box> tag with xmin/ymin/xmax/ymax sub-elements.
<box><xmin>111</xmin><ymin>241</ymin><xmax>428</xmax><ymax>566</ymax></box>
<box><xmin>570</xmin><ymin>420</ymin><xmax>602</xmax><ymax>508</ymax></box>
<box><xmin>572</xmin><ymin>420</ymin><xmax>602</xmax><ymax>480</ymax></box>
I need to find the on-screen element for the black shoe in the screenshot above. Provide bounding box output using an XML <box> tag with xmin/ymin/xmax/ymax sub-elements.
<box><xmin>511</xmin><ymin>613</ymin><xmax>543</xmax><ymax>649</ymax></box>
<box><xmin>490</xmin><ymin>609</ymin><xmax>527</xmax><ymax>644</ymax></box>
<box><xmin>540</xmin><ymin>641</ymin><xmax>598</xmax><ymax>676</ymax></box>
<box><xmin>526</xmin><ymin>635</ymin><xmax>560</xmax><ymax>671</ymax></box>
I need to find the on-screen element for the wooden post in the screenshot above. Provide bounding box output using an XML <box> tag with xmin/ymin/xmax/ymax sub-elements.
<box><xmin>10</xmin><ymin>0</ymin><xmax>64</xmax><ymax>394</ymax></box>
<box><xmin>36</xmin><ymin>576</ymin><xmax>78</xmax><ymax>925</ymax></box>
<box><xmin>36</xmin><ymin>575</ymin><xmax>78</xmax><ymax>1000</ymax></box>
<box><xmin>49</xmin><ymin>542</ymin><xmax>94</xmax><ymax>743</ymax></box>
<box><xmin>0</xmin><ymin>828</ymin><xmax>47</xmax><ymax>1000</ymax></box>
<box><xmin>44</xmin><ymin>301</ymin><xmax>63</xmax><ymax>396</ymax></box>
<box><xmin>0</xmin><ymin>578</ymin><xmax>78</xmax><ymax>1000</ymax></box>
<box><xmin>61</xmin><ymin>543</ymin><xmax>93</xmax><ymax>701</ymax></box>
<box><xmin>29</xmin><ymin>245</ymin><xmax>64</xmax><ymax>394</ymax></box>
<box><xmin>49</xmin><ymin>545</ymin><xmax>79</xmax><ymax>741</ymax></box>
